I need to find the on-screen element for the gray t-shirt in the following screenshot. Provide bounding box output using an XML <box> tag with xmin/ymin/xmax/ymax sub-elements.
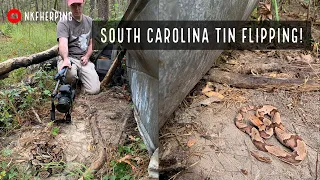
<box><xmin>57</xmin><ymin>15</ymin><xmax>92</xmax><ymax>60</ymax></box>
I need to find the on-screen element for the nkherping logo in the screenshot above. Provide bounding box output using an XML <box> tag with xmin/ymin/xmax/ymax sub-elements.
<box><xmin>7</xmin><ymin>9</ymin><xmax>22</xmax><ymax>24</ymax></box>
<box><xmin>7</xmin><ymin>8</ymin><xmax>72</xmax><ymax>24</ymax></box>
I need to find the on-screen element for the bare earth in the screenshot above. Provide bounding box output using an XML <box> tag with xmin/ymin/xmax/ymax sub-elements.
<box><xmin>1</xmin><ymin>87</ymin><xmax>133</xmax><ymax>179</ymax></box>
<box><xmin>160</xmin><ymin>88</ymin><xmax>319</xmax><ymax>180</ymax></box>
<box><xmin>160</xmin><ymin>2</ymin><xmax>320</xmax><ymax>179</ymax></box>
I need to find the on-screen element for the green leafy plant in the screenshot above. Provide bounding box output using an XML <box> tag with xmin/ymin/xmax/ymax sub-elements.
<box><xmin>1</xmin><ymin>148</ymin><xmax>13</xmax><ymax>157</ymax></box>
<box><xmin>110</xmin><ymin>3</ymin><xmax>125</xmax><ymax>21</ymax></box>
<box><xmin>103</xmin><ymin>136</ymin><xmax>148</xmax><ymax>180</ymax></box>
<box><xmin>51</xmin><ymin>127</ymin><xmax>60</xmax><ymax>136</ymax></box>
<box><xmin>66</xmin><ymin>162</ymin><xmax>94</xmax><ymax>180</ymax></box>
<box><xmin>272</xmin><ymin>0</ymin><xmax>280</xmax><ymax>21</ymax></box>
<box><xmin>0</xmin><ymin>156</ymin><xmax>34</xmax><ymax>180</ymax></box>
<box><xmin>0</xmin><ymin>68</ymin><xmax>56</xmax><ymax>131</ymax></box>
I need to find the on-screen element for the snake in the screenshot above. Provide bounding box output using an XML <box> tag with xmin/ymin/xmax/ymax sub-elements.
<box><xmin>235</xmin><ymin>105</ymin><xmax>307</xmax><ymax>165</ymax></box>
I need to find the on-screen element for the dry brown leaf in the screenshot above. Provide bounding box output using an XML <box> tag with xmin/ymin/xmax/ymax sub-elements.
<box><xmin>259</xmin><ymin>2</ymin><xmax>272</xmax><ymax>21</ymax></box>
<box><xmin>241</xmin><ymin>169</ymin><xmax>248</xmax><ymax>175</ymax></box>
<box><xmin>187</xmin><ymin>139</ymin><xmax>197</xmax><ymax>147</ymax></box>
<box><xmin>269</xmin><ymin>73</ymin><xmax>277</xmax><ymax>78</ymax></box>
<box><xmin>301</xmin><ymin>54</ymin><xmax>313</xmax><ymax>64</ymax></box>
<box><xmin>202</xmin><ymin>83</ymin><xmax>214</xmax><ymax>93</ymax></box>
<box><xmin>200</xmin><ymin>96</ymin><xmax>222</xmax><ymax>106</ymax></box>
<box><xmin>118</xmin><ymin>154</ymin><xmax>132</xmax><ymax>163</ymax></box>
<box><xmin>204</xmin><ymin>91</ymin><xmax>224</xmax><ymax>99</ymax></box>
<box><xmin>250</xmin><ymin>151</ymin><xmax>272</xmax><ymax>163</ymax></box>
<box><xmin>118</xmin><ymin>155</ymin><xmax>136</xmax><ymax>170</ymax></box>
<box><xmin>133</xmin><ymin>157</ymin><xmax>143</xmax><ymax>165</ymax></box>
<box><xmin>129</xmin><ymin>135</ymin><xmax>135</xmax><ymax>141</ymax></box>
<box><xmin>226</xmin><ymin>59</ymin><xmax>239</xmax><ymax>65</ymax></box>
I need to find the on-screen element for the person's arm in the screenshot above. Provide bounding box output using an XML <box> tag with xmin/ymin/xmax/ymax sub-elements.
<box><xmin>80</xmin><ymin>38</ymin><xmax>93</xmax><ymax>65</ymax></box>
<box><xmin>59</xmin><ymin>37</ymin><xmax>69</xmax><ymax>60</ymax></box>
<box><xmin>58</xmin><ymin>37</ymin><xmax>71</xmax><ymax>70</ymax></box>
<box><xmin>57</xmin><ymin>21</ymin><xmax>71</xmax><ymax>70</ymax></box>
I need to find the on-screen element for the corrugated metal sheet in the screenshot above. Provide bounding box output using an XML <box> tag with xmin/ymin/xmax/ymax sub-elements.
<box><xmin>124</xmin><ymin>0</ymin><xmax>259</xmax><ymax>154</ymax></box>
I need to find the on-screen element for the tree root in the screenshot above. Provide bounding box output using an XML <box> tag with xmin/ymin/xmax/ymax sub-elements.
<box><xmin>82</xmin><ymin>147</ymin><xmax>107</xmax><ymax>179</ymax></box>
<box><xmin>79</xmin><ymin>108</ymin><xmax>107</xmax><ymax>179</ymax></box>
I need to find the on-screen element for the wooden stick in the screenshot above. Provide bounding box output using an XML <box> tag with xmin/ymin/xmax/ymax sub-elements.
<box><xmin>31</xmin><ymin>107</ymin><xmax>41</xmax><ymax>123</ymax></box>
<box><xmin>307</xmin><ymin>0</ymin><xmax>311</xmax><ymax>21</ymax></box>
<box><xmin>100</xmin><ymin>52</ymin><xmax>121</xmax><ymax>90</ymax></box>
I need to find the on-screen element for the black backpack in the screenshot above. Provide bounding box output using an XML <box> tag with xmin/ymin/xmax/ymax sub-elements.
<box><xmin>94</xmin><ymin>44</ymin><xmax>126</xmax><ymax>86</ymax></box>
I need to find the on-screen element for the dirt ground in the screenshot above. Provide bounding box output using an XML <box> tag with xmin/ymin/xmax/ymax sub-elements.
<box><xmin>160</xmin><ymin>2</ymin><xmax>320</xmax><ymax>180</ymax></box>
<box><xmin>0</xmin><ymin>87</ymin><xmax>142</xmax><ymax>179</ymax></box>
<box><xmin>160</xmin><ymin>89</ymin><xmax>320</xmax><ymax>180</ymax></box>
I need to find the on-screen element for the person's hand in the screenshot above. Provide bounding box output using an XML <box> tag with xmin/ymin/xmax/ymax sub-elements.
<box><xmin>59</xmin><ymin>58</ymin><xmax>72</xmax><ymax>71</ymax></box>
<box><xmin>80</xmin><ymin>56</ymin><xmax>89</xmax><ymax>66</ymax></box>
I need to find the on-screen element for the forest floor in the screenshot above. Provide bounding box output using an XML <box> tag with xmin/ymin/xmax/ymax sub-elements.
<box><xmin>0</xmin><ymin>25</ymin><xmax>149</xmax><ymax>180</ymax></box>
<box><xmin>160</xmin><ymin>1</ymin><xmax>320</xmax><ymax>180</ymax></box>
<box><xmin>0</xmin><ymin>86</ymin><xmax>150</xmax><ymax>180</ymax></box>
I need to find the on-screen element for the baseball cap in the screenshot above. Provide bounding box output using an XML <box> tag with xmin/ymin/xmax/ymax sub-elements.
<box><xmin>67</xmin><ymin>0</ymin><xmax>84</xmax><ymax>6</ymax></box>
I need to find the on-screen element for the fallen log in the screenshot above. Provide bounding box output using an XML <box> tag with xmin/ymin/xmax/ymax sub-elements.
<box><xmin>220</xmin><ymin>62</ymin><xmax>320</xmax><ymax>78</ymax></box>
<box><xmin>207</xmin><ymin>69</ymin><xmax>320</xmax><ymax>92</ymax></box>
<box><xmin>0</xmin><ymin>45</ymin><xmax>59</xmax><ymax>76</ymax></box>
<box><xmin>220</xmin><ymin>62</ymin><xmax>282</xmax><ymax>74</ymax></box>
<box><xmin>0</xmin><ymin>45</ymin><xmax>103</xmax><ymax>78</ymax></box>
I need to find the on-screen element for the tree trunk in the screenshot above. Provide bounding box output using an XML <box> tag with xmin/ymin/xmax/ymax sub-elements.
<box><xmin>207</xmin><ymin>69</ymin><xmax>320</xmax><ymax>92</ymax></box>
<box><xmin>62</xmin><ymin>0</ymin><xmax>66</xmax><ymax>12</ymax></box>
<box><xmin>35</xmin><ymin>0</ymin><xmax>39</xmax><ymax>11</ymax></box>
<box><xmin>0</xmin><ymin>0</ymin><xmax>3</xmax><ymax>22</ymax></box>
<box><xmin>29</xmin><ymin>0</ymin><xmax>32</xmax><ymax>11</ymax></box>
<box><xmin>16</xmin><ymin>0</ymin><xmax>19</xmax><ymax>11</ymax></box>
<box><xmin>1</xmin><ymin>9</ymin><xmax>4</xmax><ymax>23</ymax></box>
<box><xmin>54</xmin><ymin>0</ymin><xmax>58</xmax><ymax>10</ymax></box>
<box><xmin>6</xmin><ymin>0</ymin><xmax>9</xmax><ymax>20</ymax></box>
<box><xmin>0</xmin><ymin>46</ymin><xmax>59</xmax><ymax>77</ymax></box>
<box><xmin>97</xmin><ymin>0</ymin><xmax>102</xmax><ymax>18</ymax></box>
<box><xmin>90</xmin><ymin>0</ymin><xmax>95</xmax><ymax>17</ymax></box>
<box><xmin>60</xmin><ymin>0</ymin><xmax>63</xmax><ymax>11</ymax></box>
<box><xmin>98</xmin><ymin>0</ymin><xmax>109</xmax><ymax>20</ymax></box>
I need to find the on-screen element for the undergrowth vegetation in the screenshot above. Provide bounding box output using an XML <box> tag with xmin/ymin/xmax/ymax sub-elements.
<box><xmin>0</xmin><ymin>22</ymin><xmax>57</xmax><ymax>86</ymax></box>
<box><xmin>0</xmin><ymin>69</ymin><xmax>55</xmax><ymax>133</ymax></box>
<box><xmin>103</xmin><ymin>136</ymin><xmax>148</xmax><ymax>180</ymax></box>
<box><xmin>0</xmin><ymin>21</ymin><xmax>59</xmax><ymax>180</ymax></box>
<box><xmin>0</xmin><ymin>3</ymin><xmax>150</xmax><ymax>179</ymax></box>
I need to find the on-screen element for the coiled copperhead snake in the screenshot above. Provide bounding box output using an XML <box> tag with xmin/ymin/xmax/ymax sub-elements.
<box><xmin>235</xmin><ymin>105</ymin><xmax>307</xmax><ymax>165</ymax></box>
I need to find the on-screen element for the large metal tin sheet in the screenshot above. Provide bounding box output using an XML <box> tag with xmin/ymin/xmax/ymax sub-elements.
<box><xmin>125</xmin><ymin>0</ymin><xmax>258</xmax><ymax>153</ymax></box>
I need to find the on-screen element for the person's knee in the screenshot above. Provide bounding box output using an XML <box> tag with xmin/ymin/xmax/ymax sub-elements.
<box><xmin>65</xmin><ymin>70</ymin><xmax>77</xmax><ymax>84</ymax></box>
<box><xmin>86</xmin><ymin>85</ymin><xmax>100</xmax><ymax>95</ymax></box>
